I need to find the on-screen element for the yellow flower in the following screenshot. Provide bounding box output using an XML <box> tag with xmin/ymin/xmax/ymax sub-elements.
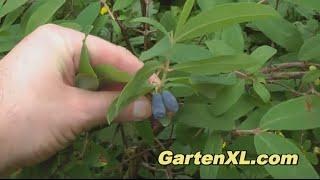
<box><xmin>100</xmin><ymin>6</ymin><xmax>109</xmax><ymax>15</ymax></box>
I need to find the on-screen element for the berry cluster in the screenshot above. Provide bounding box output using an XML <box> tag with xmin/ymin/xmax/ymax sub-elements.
<box><xmin>151</xmin><ymin>90</ymin><xmax>179</xmax><ymax>119</ymax></box>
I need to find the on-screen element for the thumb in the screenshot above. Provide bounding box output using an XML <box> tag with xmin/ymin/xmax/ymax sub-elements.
<box><xmin>68</xmin><ymin>88</ymin><xmax>152</xmax><ymax>130</ymax></box>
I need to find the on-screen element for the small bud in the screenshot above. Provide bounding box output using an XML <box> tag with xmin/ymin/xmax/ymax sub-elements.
<box><xmin>309</xmin><ymin>65</ymin><xmax>317</xmax><ymax>71</ymax></box>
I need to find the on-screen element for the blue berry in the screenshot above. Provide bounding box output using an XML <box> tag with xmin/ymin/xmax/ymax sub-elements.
<box><xmin>161</xmin><ymin>90</ymin><xmax>179</xmax><ymax>113</ymax></box>
<box><xmin>152</xmin><ymin>93</ymin><xmax>166</xmax><ymax>119</ymax></box>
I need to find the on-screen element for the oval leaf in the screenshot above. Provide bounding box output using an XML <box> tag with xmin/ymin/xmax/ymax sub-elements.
<box><xmin>253</xmin><ymin>82</ymin><xmax>271</xmax><ymax>103</ymax></box>
<box><xmin>253</xmin><ymin>18</ymin><xmax>303</xmax><ymax>52</ymax></box>
<box><xmin>255</xmin><ymin>132</ymin><xmax>319</xmax><ymax>179</ymax></box>
<box><xmin>0</xmin><ymin>0</ymin><xmax>28</xmax><ymax>18</ymax></box>
<box><xmin>260</xmin><ymin>95</ymin><xmax>320</xmax><ymax>130</ymax></box>
<box><xmin>174</xmin><ymin>3</ymin><xmax>280</xmax><ymax>42</ymax></box>
<box><xmin>24</xmin><ymin>0</ymin><xmax>65</xmax><ymax>34</ymax></box>
<box><xmin>173</xmin><ymin>54</ymin><xmax>259</xmax><ymax>75</ymax></box>
<box><xmin>298</xmin><ymin>34</ymin><xmax>320</xmax><ymax>60</ymax></box>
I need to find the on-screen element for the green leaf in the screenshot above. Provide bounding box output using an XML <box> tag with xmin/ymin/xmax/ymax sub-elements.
<box><xmin>205</xmin><ymin>39</ymin><xmax>237</xmax><ymax>56</ymax></box>
<box><xmin>211</xmin><ymin>80</ymin><xmax>245</xmax><ymax>115</ymax></box>
<box><xmin>113</xmin><ymin>0</ymin><xmax>135</xmax><ymax>11</ymax></box>
<box><xmin>302</xmin><ymin>70</ymin><xmax>320</xmax><ymax>85</ymax></box>
<box><xmin>228</xmin><ymin>136</ymin><xmax>256</xmax><ymax>154</ymax></box>
<box><xmin>253</xmin><ymin>18</ymin><xmax>303</xmax><ymax>52</ymax></box>
<box><xmin>221</xmin><ymin>24</ymin><xmax>244</xmax><ymax>52</ymax></box>
<box><xmin>75</xmin><ymin>2</ymin><xmax>100</xmax><ymax>29</ymax></box>
<box><xmin>75</xmin><ymin>37</ymin><xmax>99</xmax><ymax>91</ymax></box>
<box><xmin>168</xmin><ymin>43</ymin><xmax>213</xmax><ymax>63</ymax></box>
<box><xmin>254</xmin><ymin>132</ymin><xmax>319</xmax><ymax>179</ymax></box>
<box><xmin>200</xmin><ymin>132</ymin><xmax>223</xmax><ymax>179</ymax></box>
<box><xmin>180</xmin><ymin>95</ymin><xmax>255</xmax><ymax>130</ymax></box>
<box><xmin>0</xmin><ymin>0</ymin><xmax>28</xmax><ymax>18</ymax></box>
<box><xmin>197</xmin><ymin>0</ymin><xmax>234</xmax><ymax>11</ymax></box>
<box><xmin>190</xmin><ymin>73</ymin><xmax>238</xmax><ymax>86</ymax></box>
<box><xmin>0</xmin><ymin>0</ymin><xmax>4</xmax><ymax>8</ymax></box>
<box><xmin>247</xmin><ymin>45</ymin><xmax>277</xmax><ymax>73</ymax></box>
<box><xmin>216</xmin><ymin>166</ymin><xmax>241</xmax><ymax>179</ymax></box>
<box><xmin>298</xmin><ymin>35</ymin><xmax>320</xmax><ymax>61</ymax></box>
<box><xmin>260</xmin><ymin>95</ymin><xmax>320</xmax><ymax>130</ymax></box>
<box><xmin>253</xmin><ymin>82</ymin><xmax>271</xmax><ymax>103</ymax></box>
<box><xmin>131</xmin><ymin>17</ymin><xmax>168</xmax><ymax>35</ymax></box>
<box><xmin>57</xmin><ymin>21</ymin><xmax>82</xmax><ymax>31</ymax></box>
<box><xmin>173</xmin><ymin>54</ymin><xmax>259</xmax><ymax>75</ymax></box>
<box><xmin>140</xmin><ymin>36</ymin><xmax>172</xmax><ymax>61</ymax></box>
<box><xmin>106</xmin><ymin>61</ymin><xmax>161</xmax><ymax>123</ymax></box>
<box><xmin>24</xmin><ymin>0</ymin><xmax>65</xmax><ymax>34</ymax></box>
<box><xmin>287</xmin><ymin>0</ymin><xmax>320</xmax><ymax>11</ymax></box>
<box><xmin>239</xmin><ymin>106</ymin><xmax>270</xmax><ymax>130</ymax></box>
<box><xmin>175</xmin><ymin>0</ymin><xmax>195</xmax><ymax>36</ymax></box>
<box><xmin>174</xmin><ymin>3</ymin><xmax>280</xmax><ymax>42</ymax></box>
<box><xmin>0</xmin><ymin>6</ymin><xmax>26</xmax><ymax>31</ymax></box>
<box><xmin>94</xmin><ymin>64</ymin><xmax>132</xmax><ymax>83</ymax></box>
<box><xmin>135</xmin><ymin>121</ymin><xmax>154</xmax><ymax>146</ymax></box>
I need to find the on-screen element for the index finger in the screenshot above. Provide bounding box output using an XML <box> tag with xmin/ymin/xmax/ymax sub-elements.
<box><xmin>49</xmin><ymin>24</ymin><xmax>159</xmax><ymax>84</ymax></box>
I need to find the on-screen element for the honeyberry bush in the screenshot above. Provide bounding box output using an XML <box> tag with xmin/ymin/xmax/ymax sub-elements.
<box><xmin>1</xmin><ymin>0</ymin><xmax>320</xmax><ymax>179</ymax></box>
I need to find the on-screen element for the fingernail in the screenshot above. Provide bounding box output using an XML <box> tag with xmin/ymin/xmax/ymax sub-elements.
<box><xmin>133</xmin><ymin>99</ymin><xmax>150</xmax><ymax>120</ymax></box>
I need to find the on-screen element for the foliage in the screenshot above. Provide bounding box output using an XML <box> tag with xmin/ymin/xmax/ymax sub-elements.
<box><xmin>1</xmin><ymin>0</ymin><xmax>320</xmax><ymax>178</ymax></box>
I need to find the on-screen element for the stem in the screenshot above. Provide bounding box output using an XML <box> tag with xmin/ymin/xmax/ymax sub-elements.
<box><xmin>100</xmin><ymin>0</ymin><xmax>134</xmax><ymax>53</ymax></box>
<box><xmin>261</xmin><ymin>62</ymin><xmax>318</xmax><ymax>73</ymax></box>
<box><xmin>265</xmin><ymin>71</ymin><xmax>306</xmax><ymax>80</ymax></box>
<box><xmin>120</xmin><ymin>124</ymin><xmax>128</xmax><ymax>149</ymax></box>
<box><xmin>80</xmin><ymin>132</ymin><xmax>89</xmax><ymax>159</ymax></box>
<box><xmin>232</xmin><ymin>128</ymin><xmax>263</xmax><ymax>136</ymax></box>
<box><xmin>140</xmin><ymin>0</ymin><xmax>151</xmax><ymax>50</ymax></box>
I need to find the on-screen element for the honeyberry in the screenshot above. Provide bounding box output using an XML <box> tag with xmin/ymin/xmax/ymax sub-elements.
<box><xmin>152</xmin><ymin>93</ymin><xmax>166</xmax><ymax>119</ymax></box>
<box><xmin>161</xmin><ymin>90</ymin><xmax>179</xmax><ymax>113</ymax></box>
<box><xmin>309</xmin><ymin>65</ymin><xmax>317</xmax><ymax>71</ymax></box>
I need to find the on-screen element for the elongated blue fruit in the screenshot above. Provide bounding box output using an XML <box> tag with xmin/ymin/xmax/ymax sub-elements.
<box><xmin>161</xmin><ymin>90</ymin><xmax>179</xmax><ymax>113</ymax></box>
<box><xmin>152</xmin><ymin>93</ymin><xmax>166</xmax><ymax>119</ymax></box>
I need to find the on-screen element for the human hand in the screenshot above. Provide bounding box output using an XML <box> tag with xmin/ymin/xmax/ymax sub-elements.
<box><xmin>0</xmin><ymin>24</ymin><xmax>153</xmax><ymax>172</ymax></box>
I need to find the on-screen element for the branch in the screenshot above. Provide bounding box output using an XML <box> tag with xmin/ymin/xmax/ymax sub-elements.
<box><xmin>265</xmin><ymin>71</ymin><xmax>306</xmax><ymax>80</ymax></box>
<box><xmin>231</xmin><ymin>128</ymin><xmax>263</xmax><ymax>136</ymax></box>
<box><xmin>261</xmin><ymin>62</ymin><xmax>320</xmax><ymax>73</ymax></box>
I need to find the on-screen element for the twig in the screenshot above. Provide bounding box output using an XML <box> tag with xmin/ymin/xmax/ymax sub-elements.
<box><xmin>120</xmin><ymin>124</ymin><xmax>128</xmax><ymax>149</ymax></box>
<box><xmin>275</xmin><ymin>0</ymin><xmax>280</xmax><ymax>10</ymax></box>
<box><xmin>261</xmin><ymin>62</ymin><xmax>320</xmax><ymax>73</ymax></box>
<box><xmin>154</xmin><ymin>138</ymin><xmax>166</xmax><ymax>150</ymax></box>
<box><xmin>231</xmin><ymin>128</ymin><xmax>263</xmax><ymax>136</ymax></box>
<box><xmin>80</xmin><ymin>132</ymin><xmax>89</xmax><ymax>159</ymax></box>
<box><xmin>265</xmin><ymin>71</ymin><xmax>306</xmax><ymax>80</ymax></box>
<box><xmin>140</xmin><ymin>0</ymin><xmax>152</xmax><ymax>50</ymax></box>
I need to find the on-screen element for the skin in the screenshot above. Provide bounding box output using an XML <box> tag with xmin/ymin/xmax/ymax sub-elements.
<box><xmin>0</xmin><ymin>24</ymin><xmax>157</xmax><ymax>172</ymax></box>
